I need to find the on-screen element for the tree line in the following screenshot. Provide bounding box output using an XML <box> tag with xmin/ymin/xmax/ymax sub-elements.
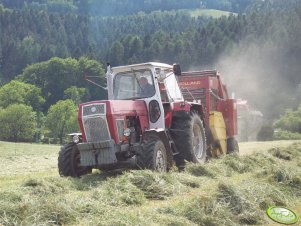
<box><xmin>1</xmin><ymin>1</ymin><xmax>300</xmax><ymax>82</ymax></box>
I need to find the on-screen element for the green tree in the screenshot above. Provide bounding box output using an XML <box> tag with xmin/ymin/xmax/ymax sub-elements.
<box><xmin>0</xmin><ymin>80</ymin><xmax>45</xmax><ymax>110</ymax></box>
<box><xmin>16</xmin><ymin>36</ymin><xmax>41</xmax><ymax>69</ymax></box>
<box><xmin>45</xmin><ymin>99</ymin><xmax>78</xmax><ymax>144</ymax></box>
<box><xmin>78</xmin><ymin>57</ymin><xmax>105</xmax><ymax>78</ymax></box>
<box><xmin>129</xmin><ymin>36</ymin><xmax>143</xmax><ymax>59</ymax></box>
<box><xmin>35</xmin><ymin>111</ymin><xmax>46</xmax><ymax>142</ymax></box>
<box><xmin>274</xmin><ymin>105</ymin><xmax>301</xmax><ymax>133</ymax></box>
<box><xmin>109</xmin><ymin>41</ymin><xmax>124</xmax><ymax>66</ymax></box>
<box><xmin>20</xmin><ymin>57</ymin><xmax>105</xmax><ymax>110</ymax></box>
<box><xmin>0</xmin><ymin>104</ymin><xmax>36</xmax><ymax>142</ymax></box>
<box><xmin>64</xmin><ymin>86</ymin><xmax>86</xmax><ymax>104</ymax></box>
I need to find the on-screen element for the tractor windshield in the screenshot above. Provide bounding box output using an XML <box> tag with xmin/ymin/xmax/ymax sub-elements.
<box><xmin>164</xmin><ymin>72</ymin><xmax>183</xmax><ymax>101</ymax></box>
<box><xmin>113</xmin><ymin>69</ymin><xmax>155</xmax><ymax>100</ymax></box>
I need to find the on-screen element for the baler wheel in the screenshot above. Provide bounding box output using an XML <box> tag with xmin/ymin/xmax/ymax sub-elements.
<box><xmin>171</xmin><ymin>113</ymin><xmax>207</xmax><ymax>167</ymax></box>
<box><xmin>58</xmin><ymin>142</ymin><xmax>92</xmax><ymax>177</ymax></box>
<box><xmin>227</xmin><ymin>138</ymin><xmax>239</xmax><ymax>154</ymax></box>
<box><xmin>136</xmin><ymin>134</ymin><xmax>168</xmax><ymax>172</ymax></box>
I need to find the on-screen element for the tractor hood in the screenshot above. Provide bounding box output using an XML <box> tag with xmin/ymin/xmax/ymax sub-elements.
<box><xmin>78</xmin><ymin>100</ymin><xmax>148</xmax><ymax>143</ymax></box>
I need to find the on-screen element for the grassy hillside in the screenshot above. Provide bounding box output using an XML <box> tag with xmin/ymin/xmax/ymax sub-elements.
<box><xmin>159</xmin><ymin>8</ymin><xmax>235</xmax><ymax>19</ymax></box>
<box><xmin>183</xmin><ymin>8</ymin><xmax>236</xmax><ymax>18</ymax></box>
<box><xmin>0</xmin><ymin>141</ymin><xmax>300</xmax><ymax>225</ymax></box>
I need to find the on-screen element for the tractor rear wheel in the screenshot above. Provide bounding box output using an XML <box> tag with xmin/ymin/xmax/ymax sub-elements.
<box><xmin>227</xmin><ymin>138</ymin><xmax>239</xmax><ymax>154</ymax></box>
<box><xmin>58</xmin><ymin>142</ymin><xmax>92</xmax><ymax>177</ymax></box>
<box><xmin>171</xmin><ymin>113</ymin><xmax>207</xmax><ymax>167</ymax></box>
<box><xmin>136</xmin><ymin>134</ymin><xmax>168</xmax><ymax>172</ymax></box>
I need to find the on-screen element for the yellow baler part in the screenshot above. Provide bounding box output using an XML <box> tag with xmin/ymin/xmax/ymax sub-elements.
<box><xmin>209</xmin><ymin>111</ymin><xmax>227</xmax><ymax>155</ymax></box>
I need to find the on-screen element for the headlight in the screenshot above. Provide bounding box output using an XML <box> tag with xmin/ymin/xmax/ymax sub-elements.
<box><xmin>72</xmin><ymin>135</ymin><xmax>80</xmax><ymax>143</ymax></box>
<box><xmin>123</xmin><ymin>128</ymin><xmax>131</xmax><ymax>137</ymax></box>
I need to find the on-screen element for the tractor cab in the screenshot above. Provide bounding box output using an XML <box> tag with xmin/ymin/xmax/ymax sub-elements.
<box><xmin>107</xmin><ymin>62</ymin><xmax>184</xmax><ymax>129</ymax></box>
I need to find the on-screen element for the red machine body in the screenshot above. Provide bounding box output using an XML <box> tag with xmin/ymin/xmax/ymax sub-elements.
<box><xmin>178</xmin><ymin>70</ymin><xmax>237</xmax><ymax>138</ymax></box>
<box><xmin>78</xmin><ymin>100</ymin><xmax>149</xmax><ymax>144</ymax></box>
<box><xmin>58</xmin><ymin>63</ymin><xmax>239</xmax><ymax>177</ymax></box>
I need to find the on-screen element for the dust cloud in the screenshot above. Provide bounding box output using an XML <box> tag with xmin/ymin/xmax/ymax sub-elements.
<box><xmin>215</xmin><ymin>38</ymin><xmax>297</xmax><ymax>121</ymax></box>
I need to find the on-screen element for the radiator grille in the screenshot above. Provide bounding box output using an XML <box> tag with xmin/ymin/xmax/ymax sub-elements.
<box><xmin>83</xmin><ymin>116</ymin><xmax>110</xmax><ymax>142</ymax></box>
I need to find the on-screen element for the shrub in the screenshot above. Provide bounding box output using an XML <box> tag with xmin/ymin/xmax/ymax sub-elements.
<box><xmin>273</xmin><ymin>129</ymin><xmax>301</xmax><ymax>140</ymax></box>
<box><xmin>274</xmin><ymin>105</ymin><xmax>301</xmax><ymax>133</ymax></box>
<box><xmin>0</xmin><ymin>104</ymin><xmax>36</xmax><ymax>142</ymax></box>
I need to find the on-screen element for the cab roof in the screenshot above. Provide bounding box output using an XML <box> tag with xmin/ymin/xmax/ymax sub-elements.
<box><xmin>112</xmin><ymin>62</ymin><xmax>172</xmax><ymax>73</ymax></box>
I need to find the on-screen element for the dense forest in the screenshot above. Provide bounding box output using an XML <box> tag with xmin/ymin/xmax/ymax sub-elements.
<box><xmin>0</xmin><ymin>0</ymin><xmax>253</xmax><ymax>15</ymax></box>
<box><xmin>0</xmin><ymin>0</ymin><xmax>301</xmax><ymax>142</ymax></box>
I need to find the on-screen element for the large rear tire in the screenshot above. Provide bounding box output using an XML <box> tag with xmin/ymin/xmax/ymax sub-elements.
<box><xmin>171</xmin><ymin>113</ymin><xmax>207</xmax><ymax>167</ymax></box>
<box><xmin>136</xmin><ymin>134</ymin><xmax>168</xmax><ymax>172</ymax></box>
<box><xmin>58</xmin><ymin>142</ymin><xmax>92</xmax><ymax>177</ymax></box>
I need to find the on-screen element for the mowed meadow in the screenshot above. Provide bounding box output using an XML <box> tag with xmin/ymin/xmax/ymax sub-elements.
<box><xmin>0</xmin><ymin>140</ymin><xmax>300</xmax><ymax>225</ymax></box>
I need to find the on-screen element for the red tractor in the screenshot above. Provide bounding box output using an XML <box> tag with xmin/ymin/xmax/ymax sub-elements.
<box><xmin>58</xmin><ymin>62</ymin><xmax>238</xmax><ymax>177</ymax></box>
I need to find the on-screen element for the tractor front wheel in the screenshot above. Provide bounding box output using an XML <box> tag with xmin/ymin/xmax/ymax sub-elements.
<box><xmin>58</xmin><ymin>142</ymin><xmax>92</xmax><ymax>177</ymax></box>
<box><xmin>136</xmin><ymin>134</ymin><xmax>168</xmax><ymax>172</ymax></box>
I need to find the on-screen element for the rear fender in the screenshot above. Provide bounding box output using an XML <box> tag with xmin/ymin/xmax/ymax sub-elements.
<box><xmin>143</xmin><ymin>129</ymin><xmax>173</xmax><ymax>168</ymax></box>
<box><xmin>172</xmin><ymin>101</ymin><xmax>191</xmax><ymax>112</ymax></box>
<box><xmin>190</xmin><ymin>103</ymin><xmax>205</xmax><ymax>120</ymax></box>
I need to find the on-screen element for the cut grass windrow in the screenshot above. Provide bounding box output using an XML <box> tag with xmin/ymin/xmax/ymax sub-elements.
<box><xmin>0</xmin><ymin>141</ymin><xmax>300</xmax><ymax>225</ymax></box>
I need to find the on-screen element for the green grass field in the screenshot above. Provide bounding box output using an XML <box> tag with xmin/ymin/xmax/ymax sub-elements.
<box><xmin>0</xmin><ymin>140</ymin><xmax>300</xmax><ymax>225</ymax></box>
<box><xmin>182</xmin><ymin>9</ymin><xmax>236</xmax><ymax>18</ymax></box>
<box><xmin>150</xmin><ymin>8</ymin><xmax>236</xmax><ymax>19</ymax></box>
